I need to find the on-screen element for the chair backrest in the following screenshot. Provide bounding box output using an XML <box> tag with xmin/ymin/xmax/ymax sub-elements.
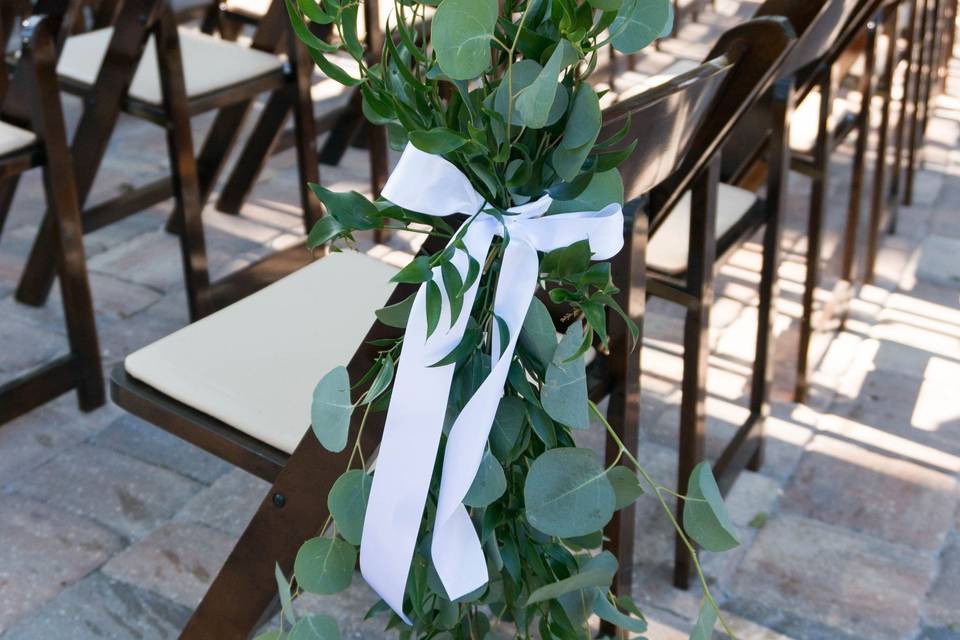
<box><xmin>600</xmin><ymin>18</ymin><xmax>796</xmax><ymax>229</ymax></box>
<box><xmin>755</xmin><ymin>0</ymin><xmax>866</xmax><ymax>77</ymax></box>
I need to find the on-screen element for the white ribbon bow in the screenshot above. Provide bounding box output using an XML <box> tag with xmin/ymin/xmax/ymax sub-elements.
<box><xmin>359</xmin><ymin>144</ymin><xmax>624</xmax><ymax>621</ymax></box>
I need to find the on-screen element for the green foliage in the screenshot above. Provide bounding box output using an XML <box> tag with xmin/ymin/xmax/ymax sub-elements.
<box><xmin>311</xmin><ymin>367</ymin><xmax>352</xmax><ymax>453</ymax></box>
<box><xmin>327</xmin><ymin>470</ymin><xmax>373</xmax><ymax>545</ymax></box>
<box><xmin>690</xmin><ymin>600</ymin><xmax>719</xmax><ymax>640</ymax></box>
<box><xmin>267</xmin><ymin>2</ymin><xmax>742</xmax><ymax>638</ymax></box>
<box><xmin>683</xmin><ymin>462</ymin><xmax>740</xmax><ymax>552</ymax></box>
<box><xmin>295</xmin><ymin>537</ymin><xmax>357</xmax><ymax>595</ymax></box>
<box><xmin>524</xmin><ymin>447</ymin><xmax>616</xmax><ymax>537</ymax></box>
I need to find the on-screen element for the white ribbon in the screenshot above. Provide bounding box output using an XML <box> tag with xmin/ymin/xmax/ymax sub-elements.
<box><xmin>359</xmin><ymin>144</ymin><xmax>624</xmax><ymax>621</ymax></box>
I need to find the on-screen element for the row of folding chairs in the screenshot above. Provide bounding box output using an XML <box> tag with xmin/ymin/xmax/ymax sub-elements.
<box><xmin>0</xmin><ymin>0</ymin><xmax>392</xmax><ymax>426</ymax></box>
<box><xmin>100</xmin><ymin>0</ymin><xmax>957</xmax><ymax>637</ymax></box>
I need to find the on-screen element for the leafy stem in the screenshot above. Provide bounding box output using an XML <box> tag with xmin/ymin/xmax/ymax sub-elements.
<box><xmin>589</xmin><ymin>401</ymin><xmax>738</xmax><ymax>640</ymax></box>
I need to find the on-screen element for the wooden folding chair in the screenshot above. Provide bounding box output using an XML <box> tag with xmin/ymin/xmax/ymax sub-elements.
<box><xmin>212</xmin><ymin>0</ymin><xmax>397</xmax><ymax>226</ymax></box>
<box><xmin>600</xmin><ymin>15</ymin><xmax>797</xmax><ymax>601</ymax></box>
<box><xmin>13</xmin><ymin>0</ymin><xmax>321</xmax><ymax>321</ymax></box>
<box><xmin>0</xmin><ymin>11</ymin><xmax>104</xmax><ymax>425</ymax></box>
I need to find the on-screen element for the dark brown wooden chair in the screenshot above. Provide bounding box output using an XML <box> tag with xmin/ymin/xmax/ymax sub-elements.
<box><xmin>107</xmin><ymin>16</ymin><xmax>795</xmax><ymax>637</ymax></box>
<box><xmin>0</xmin><ymin>12</ymin><xmax>104</xmax><ymax>426</ymax></box>
<box><xmin>601</xmin><ymin>14</ymin><xmax>798</xmax><ymax>599</ymax></box>
<box><xmin>12</xmin><ymin>0</ymin><xmax>321</xmax><ymax>321</ymax></box>
<box><xmin>213</xmin><ymin>0</ymin><xmax>391</xmax><ymax>221</ymax></box>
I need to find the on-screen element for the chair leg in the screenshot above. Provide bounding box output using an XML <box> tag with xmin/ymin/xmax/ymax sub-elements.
<box><xmin>888</xmin><ymin>0</ymin><xmax>921</xmax><ymax>234</ymax></box>
<box><xmin>904</xmin><ymin>0</ymin><xmax>931</xmax><ymax>206</ymax></box>
<box><xmin>155</xmin><ymin>9</ymin><xmax>212</xmax><ymax>320</ymax></box>
<box><xmin>673</xmin><ymin>155</ymin><xmax>719</xmax><ymax>591</ymax></box>
<box><xmin>216</xmin><ymin>89</ymin><xmax>293</xmax><ymax>215</ymax></box>
<box><xmin>288</xmin><ymin>34</ymin><xmax>323</xmax><ymax>231</ymax></box>
<box><xmin>866</xmin><ymin>8</ymin><xmax>900</xmax><ymax>283</ymax></box>
<box><xmin>0</xmin><ymin>175</ymin><xmax>20</xmax><ymax>238</ymax></box>
<box><xmin>795</xmin><ymin>65</ymin><xmax>834</xmax><ymax>404</ymax></box>
<box><xmin>918</xmin><ymin>0</ymin><xmax>943</xmax><ymax>142</ymax></box>
<box><xmin>602</xmin><ymin>211</ymin><xmax>647</xmax><ymax>614</ymax></box>
<box><xmin>840</xmin><ymin>17</ymin><xmax>879</xmax><ymax>288</ymax></box>
<box><xmin>24</xmin><ymin>13</ymin><xmax>105</xmax><ymax>411</ymax></box>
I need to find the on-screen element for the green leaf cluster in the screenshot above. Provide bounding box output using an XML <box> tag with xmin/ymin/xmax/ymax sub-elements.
<box><xmin>259</xmin><ymin>2</ymin><xmax>751</xmax><ymax>639</ymax></box>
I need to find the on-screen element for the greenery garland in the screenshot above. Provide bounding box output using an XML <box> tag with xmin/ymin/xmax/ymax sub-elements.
<box><xmin>259</xmin><ymin>1</ymin><xmax>744</xmax><ymax>638</ymax></box>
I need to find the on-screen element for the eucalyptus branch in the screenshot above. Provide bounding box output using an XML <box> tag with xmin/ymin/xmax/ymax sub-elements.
<box><xmin>589</xmin><ymin>401</ymin><xmax>738</xmax><ymax>640</ymax></box>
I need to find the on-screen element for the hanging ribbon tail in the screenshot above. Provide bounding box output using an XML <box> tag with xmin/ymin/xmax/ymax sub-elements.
<box><xmin>359</xmin><ymin>143</ymin><xmax>625</xmax><ymax>622</ymax></box>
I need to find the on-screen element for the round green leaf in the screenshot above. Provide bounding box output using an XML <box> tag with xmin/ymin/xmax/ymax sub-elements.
<box><xmin>541</xmin><ymin>323</ymin><xmax>589</xmax><ymax>430</ymax></box>
<box><xmin>311</xmin><ymin>367</ymin><xmax>353</xmax><ymax>453</ymax></box>
<box><xmin>547</xmin><ymin>170</ymin><xmax>624</xmax><ymax>213</ymax></box>
<box><xmin>294</xmin><ymin>537</ymin><xmax>356</xmax><ymax>595</ymax></box>
<box><xmin>463</xmin><ymin>450</ymin><xmax>507</xmax><ymax>507</ymax></box>
<box><xmin>432</xmin><ymin>0</ymin><xmax>498</xmax><ymax>80</ymax></box>
<box><xmin>524</xmin><ymin>448</ymin><xmax>616</xmax><ymax>537</ymax></box>
<box><xmin>610</xmin><ymin>0</ymin><xmax>673</xmax><ymax>54</ymax></box>
<box><xmin>495</xmin><ymin>60</ymin><xmax>568</xmax><ymax>127</ymax></box>
<box><xmin>289</xmin><ymin>614</ymin><xmax>341</xmax><ymax>640</ymax></box>
<box><xmin>682</xmin><ymin>462</ymin><xmax>740</xmax><ymax>552</ymax></box>
<box><xmin>327</xmin><ymin>470</ymin><xmax>373</xmax><ymax>545</ymax></box>
<box><xmin>607</xmin><ymin>466</ymin><xmax>644</xmax><ymax>510</ymax></box>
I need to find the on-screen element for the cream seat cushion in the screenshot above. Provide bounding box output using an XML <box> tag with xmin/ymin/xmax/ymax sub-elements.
<box><xmin>789</xmin><ymin>89</ymin><xmax>854</xmax><ymax>153</ymax></box>
<box><xmin>647</xmin><ymin>182</ymin><xmax>758</xmax><ymax>274</ymax></box>
<box><xmin>0</xmin><ymin>121</ymin><xmax>37</xmax><ymax>157</ymax></box>
<box><xmin>125</xmin><ymin>251</ymin><xmax>398</xmax><ymax>454</ymax></box>
<box><xmin>57</xmin><ymin>27</ymin><xmax>285</xmax><ymax>105</ymax></box>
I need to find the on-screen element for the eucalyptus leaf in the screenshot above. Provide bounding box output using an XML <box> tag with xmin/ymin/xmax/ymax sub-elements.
<box><xmin>524</xmin><ymin>448</ymin><xmax>616</xmax><ymax>537</ymax></box>
<box><xmin>519</xmin><ymin>297</ymin><xmax>558</xmax><ymax>371</ymax></box>
<box><xmin>311</xmin><ymin>367</ymin><xmax>352</xmax><ymax>453</ymax></box>
<box><xmin>607</xmin><ymin>466</ymin><xmax>644</xmax><ymax>510</ymax></box>
<box><xmin>611</xmin><ymin>0</ymin><xmax>673</xmax><ymax>54</ymax></box>
<box><xmin>547</xmin><ymin>169</ymin><xmax>624</xmax><ymax>213</ymax></box>
<box><xmin>327</xmin><ymin>470</ymin><xmax>373</xmax><ymax>545</ymax></box>
<box><xmin>525</xmin><ymin>552</ymin><xmax>617</xmax><ymax>605</ymax></box>
<box><xmin>432</xmin><ymin>0</ymin><xmax>498</xmax><ymax>80</ymax></box>
<box><xmin>289</xmin><ymin>614</ymin><xmax>341</xmax><ymax>640</ymax></box>
<box><xmin>375</xmin><ymin>293</ymin><xmax>416</xmax><ymax>328</ymax></box>
<box><xmin>490</xmin><ymin>396</ymin><xmax>526</xmax><ymax>462</ymax></box>
<box><xmin>294</xmin><ymin>537</ymin><xmax>356</xmax><ymax>595</ymax></box>
<box><xmin>306</xmin><ymin>216</ymin><xmax>347</xmax><ymax>249</ymax></box>
<box><xmin>592</xmin><ymin>593</ymin><xmax>648</xmax><ymax>634</ymax></box>
<box><xmin>683</xmin><ymin>462</ymin><xmax>740</xmax><ymax>552</ymax></box>
<box><xmin>541</xmin><ymin>323</ymin><xmax>589</xmax><ymax>430</ymax></box>
<box><xmin>409</xmin><ymin>128</ymin><xmax>469</xmax><ymax>154</ymax></box>
<box><xmin>495</xmin><ymin>60</ymin><xmax>568</xmax><ymax>126</ymax></box>
<box><xmin>515</xmin><ymin>40</ymin><xmax>574</xmax><ymax>129</ymax></box>
<box><xmin>254</xmin><ymin>631</ymin><xmax>286</xmax><ymax>640</ymax></box>
<box><xmin>690</xmin><ymin>600</ymin><xmax>718</xmax><ymax>640</ymax></box>
<box><xmin>463</xmin><ymin>450</ymin><xmax>507</xmax><ymax>507</ymax></box>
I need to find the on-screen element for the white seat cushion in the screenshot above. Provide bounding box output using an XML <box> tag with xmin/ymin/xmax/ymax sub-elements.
<box><xmin>125</xmin><ymin>251</ymin><xmax>398</xmax><ymax>454</ymax></box>
<box><xmin>789</xmin><ymin>89</ymin><xmax>854</xmax><ymax>153</ymax></box>
<box><xmin>0</xmin><ymin>121</ymin><xmax>36</xmax><ymax>157</ymax></box>
<box><xmin>647</xmin><ymin>182</ymin><xmax>758</xmax><ymax>274</ymax></box>
<box><xmin>57</xmin><ymin>27</ymin><xmax>285</xmax><ymax>105</ymax></box>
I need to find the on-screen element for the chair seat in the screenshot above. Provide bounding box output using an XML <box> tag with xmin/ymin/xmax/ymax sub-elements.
<box><xmin>648</xmin><ymin>182</ymin><xmax>758</xmax><ymax>274</ymax></box>
<box><xmin>124</xmin><ymin>252</ymin><xmax>398</xmax><ymax>454</ymax></box>
<box><xmin>789</xmin><ymin>88</ymin><xmax>854</xmax><ymax>153</ymax></box>
<box><xmin>57</xmin><ymin>26</ymin><xmax>285</xmax><ymax>106</ymax></box>
<box><xmin>0</xmin><ymin>121</ymin><xmax>36</xmax><ymax>157</ymax></box>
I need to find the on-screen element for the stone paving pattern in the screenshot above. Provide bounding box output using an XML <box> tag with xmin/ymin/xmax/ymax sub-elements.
<box><xmin>1</xmin><ymin>1</ymin><xmax>959</xmax><ymax>638</ymax></box>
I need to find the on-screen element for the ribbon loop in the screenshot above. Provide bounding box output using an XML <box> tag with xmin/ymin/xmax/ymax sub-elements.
<box><xmin>359</xmin><ymin>144</ymin><xmax>624</xmax><ymax>620</ymax></box>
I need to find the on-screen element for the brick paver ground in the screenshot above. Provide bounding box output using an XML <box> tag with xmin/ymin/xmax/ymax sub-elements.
<box><xmin>1</xmin><ymin>2</ymin><xmax>959</xmax><ymax>638</ymax></box>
